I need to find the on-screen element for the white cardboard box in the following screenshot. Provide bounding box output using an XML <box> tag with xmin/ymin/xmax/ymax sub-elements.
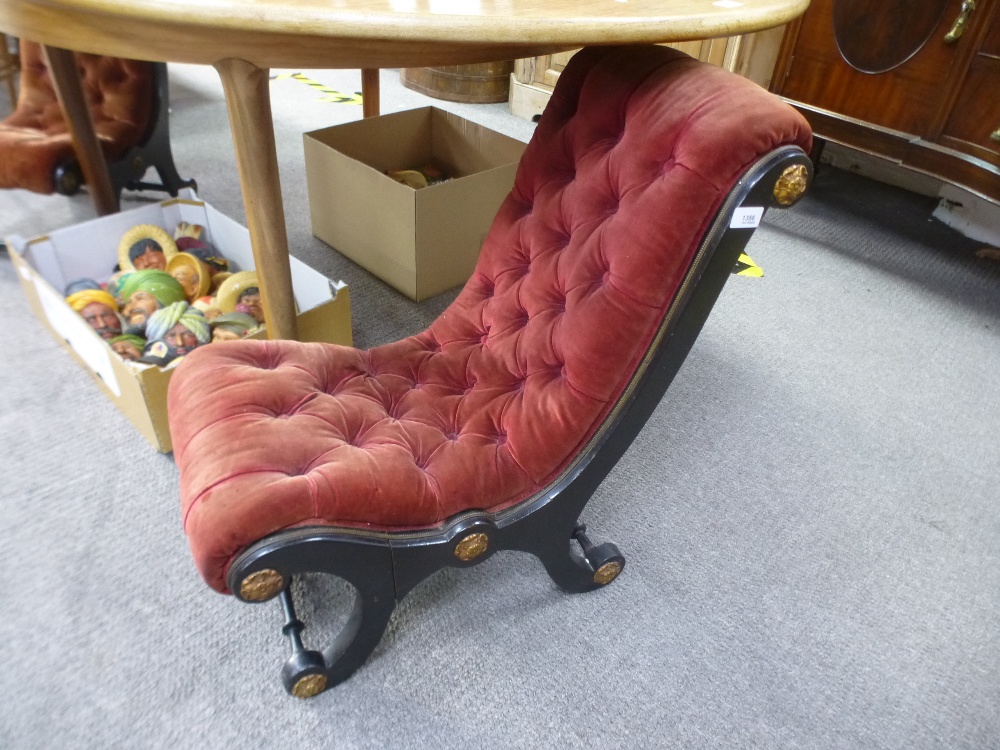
<box><xmin>7</xmin><ymin>189</ymin><xmax>352</xmax><ymax>452</ymax></box>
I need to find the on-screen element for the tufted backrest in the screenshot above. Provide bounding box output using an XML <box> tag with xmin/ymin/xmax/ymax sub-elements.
<box><xmin>0</xmin><ymin>41</ymin><xmax>153</xmax><ymax>193</ymax></box>
<box><xmin>406</xmin><ymin>46</ymin><xmax>814</xmax><ymax>485</ymax></box>
<box><xmin>169</xmin><ymin>45</ymin><xmax>812</xmax><ymax>593</ymax></box>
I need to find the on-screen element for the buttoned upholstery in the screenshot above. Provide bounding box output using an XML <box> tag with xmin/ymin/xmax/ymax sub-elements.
<box><xmin>0</xmin><ymin>41</ymin><xmax>153</xmax><ymax>194</ymax></box>
<box><xmin>169</xmin><ymin>45</ymin><xmax>812</xmax><ymax>594</ymax></box>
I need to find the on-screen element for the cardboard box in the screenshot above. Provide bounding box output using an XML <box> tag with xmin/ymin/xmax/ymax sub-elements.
<box><xmin>305</xmin><ymin>106</ymin><xmax>526</xmax><ymax>301</ymax></box>
<box><xmin>7</xmin><ymin>190</ymin><xmax>352</xmax><ymax>453</ymax></box>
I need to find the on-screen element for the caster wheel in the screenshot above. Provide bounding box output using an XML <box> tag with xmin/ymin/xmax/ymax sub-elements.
<box><xmin>53</xmin><ymin>159</ymin><xmax>83</xmax><ymax>196</ymax></box>
<box><xmin>281</xmin><ymin>649</ymin><xmax>328</xmax><ymax>698</ymax></box>
<box><xmin>585</xmin><ymin>542</ymin><xmax>625</xmax><ymax>586</ymax></box>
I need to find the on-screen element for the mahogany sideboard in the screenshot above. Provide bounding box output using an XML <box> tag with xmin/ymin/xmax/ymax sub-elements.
<box><xmin>771</xmin><ymin>0</ymin><xmax>1000</xmax><ymax>204</ymax></box>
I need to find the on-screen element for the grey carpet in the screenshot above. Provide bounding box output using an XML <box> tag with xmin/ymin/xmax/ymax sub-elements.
<box><xmin>1</xmin><ymin>64</ymin><xmax>998</xmax><ymax>750</ymax></box>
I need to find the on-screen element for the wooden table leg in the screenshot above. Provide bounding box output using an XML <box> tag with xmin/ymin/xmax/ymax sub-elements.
<box><xmin>215</xmin><ymin>57</ymin><xmax>298</xmax><ymax>341</ymax></box>
<box><xmin>361</xmin><ymin>69</ymin><xmax>380</xmax><ymax>118</ymax></box>
<box><xmin>0</xmin><ymin>34</ymin><xmax>18</xmax><ymax>106</ymax></box>
<box><xmin>42</xmin><ymin>45</ymin><xmax>119</xmax><ymax>216</ymax></box>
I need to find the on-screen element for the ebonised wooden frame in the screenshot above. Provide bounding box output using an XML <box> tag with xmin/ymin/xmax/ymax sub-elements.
<box><xmin>225</xmin><ymin>145</ymin><xmax>813</xmax><ymax>699</ymax></box>
<box><xmin>54</xmin><ymin>62</ymin><xmax>195</xmax><ymax>199</ymax></box>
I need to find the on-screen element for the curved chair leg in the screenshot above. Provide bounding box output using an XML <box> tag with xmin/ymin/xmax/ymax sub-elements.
<box><xmin>230</xmin><ymin>531</ymin><xmax>399</xmax><ymax>698</ymax></box>
<box><xmin>277</xmin><ymin>578</ymin><xmax>396</xmax><ymax>698</ymax></box>
<box><xmin>110</xmin><ymin>63</ymin><xmax>196</xmax><ymax>198</ymax></box>
<box><xmin>532</xmin><ymin>523</ymin><xmax>626</xmax><ymax>594</ymax></box>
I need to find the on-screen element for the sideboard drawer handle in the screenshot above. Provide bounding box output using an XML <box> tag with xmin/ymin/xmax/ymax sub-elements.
<box><xmin>944</xmin><ymin>0</ymin><xmax>976</xmax><ymax>43</ymax></box>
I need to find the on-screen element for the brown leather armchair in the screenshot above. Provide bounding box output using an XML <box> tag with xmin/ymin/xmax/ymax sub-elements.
<box><xmin>0</xmin><ymin>41</ymin><xmax>192</xmax><ymax>197</ymax></box>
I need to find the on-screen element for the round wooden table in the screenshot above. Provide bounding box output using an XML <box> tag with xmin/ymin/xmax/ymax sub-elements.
<box><xmin>0</xmin><ymin>0</ymin><xmax>809</xmax><ymax>339</ymax></box>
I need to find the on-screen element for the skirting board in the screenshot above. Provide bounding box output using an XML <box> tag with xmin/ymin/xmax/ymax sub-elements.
<box><xmin>820</xmin><ymin>143</ymin><xmax>1000</xmax><ymax>247</ymax></box>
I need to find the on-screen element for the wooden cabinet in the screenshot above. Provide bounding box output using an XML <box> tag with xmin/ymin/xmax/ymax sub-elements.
<box><xmin>771</xmin><ymin>0</ymin><xmax>1000</xmax><ymax>204</ymax></box>
<box><xmin>509</xmin><ymin>50</ymin><xmax>578</xmax><ymax>119</ymax></box>
<box><xmin>509</xmin><ymin>31</ymin><xmax>786</xmax><ymax>121</ymax></box>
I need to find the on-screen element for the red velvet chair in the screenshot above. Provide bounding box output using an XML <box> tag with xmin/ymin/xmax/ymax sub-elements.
<box><xmin>168</xmin><ymin>45</ymin><xmax>813</xmax><ymax>698</ymax></box>
<box><xmin>0</xmin><ymin>41</ymin><xmax>192</xmax><ymax>197</ymax></box>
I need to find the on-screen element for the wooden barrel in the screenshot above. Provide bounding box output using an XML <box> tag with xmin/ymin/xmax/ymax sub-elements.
<box><xmin>400</xmin><ymin>61</ymin><xmax>514</xmax><ymax>104</ymax></box>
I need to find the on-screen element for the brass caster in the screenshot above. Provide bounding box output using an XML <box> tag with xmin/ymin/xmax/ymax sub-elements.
<box><xmin>278</xmin><ymin>585</ymin><xmax>330</xmax><ymax>697</ymax></box>
<box><xmin>291</xmin><ymin>673</ymin><xmax>328</xmax><ymax>699</ymax></box>
<box><xmin>593</xmin><ymin>560</ymin><xmax>623</xmax><ymax>585</ymax></box>
<box><xmin>573</xmin><ymin>524</ymin><xmax>626</xmax><ymax>586</ymax></box>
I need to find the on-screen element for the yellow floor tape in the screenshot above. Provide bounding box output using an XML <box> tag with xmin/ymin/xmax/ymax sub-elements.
<box><xmin>733</xmin><ymin>252</ymin><xmax>764</xmax><ymax>277</ymax></box>
<box><xmin>271</xmin><ymin>72</ymin><xmax>364</xmax><ymax>106</ymax></box>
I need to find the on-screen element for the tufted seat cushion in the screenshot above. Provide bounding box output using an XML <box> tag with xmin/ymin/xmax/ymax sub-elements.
<box><xmin>169</xmin><ymin>45</ymin><xmax>812</xmax><ymax>593</ymax></box>
<box><xmin>0</xmin><ymin>41</ymin><xmax>153</xmax><ymax>194</ymax></box>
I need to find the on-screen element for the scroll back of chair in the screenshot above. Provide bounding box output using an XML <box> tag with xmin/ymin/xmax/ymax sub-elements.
<box><xmin>169</xmin><ymin>45</ymin><xmax>812</xmax><ymax>594</ymax></box>
<box><xmin>0</xmin><ymin>41</ymin><xmax>153</xmax><ymax>194</ymax></box>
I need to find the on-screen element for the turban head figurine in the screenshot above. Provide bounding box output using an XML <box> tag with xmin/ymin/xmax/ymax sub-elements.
<box><xmin>192</xmin><ymin>295</ymin><xmax>222</xmax><ymax>320</ymax></box>
<box><xmin>166</xmin><ymin>252</ymin><xmax>211</xmax><ymax>302</ymax></box>
<box><xmin>210</xmin><ymin>311</ymin><xmax>258</xmax><ymax>342</ymax></box>
<box><xmin>64</xmin><ymin>278</ymin><xmax>102</xmax><ymax>296</ymax></box>
<box><xmin>109</xmin><ymin>334</ymin><xmax>146</xmax><ymax>362</ymax></box>
<box><xmin>118</xmin><ymin>224</ymin><xmax>179</xmax><ymax>272</ymax></box>
<box><xmin>106</xmin><ymin>271</ymin><xmax>130</xmax><ymax>306</ymax></box>
<box><xmin>176</xmin><ymin>237</ymin><xmax>231</xmax><ymax>275</ymax></box>
<box><xmin>144</xmin><ymin>301</ymin><xmax>211</xmax><ymax>362</ymax></box>
<box><xmin>65</xmin><ymin>288</ymin><xmax>122</xmax><ymax>341</ymax></box>
<box><xmin>119</xmin><ymin>270</ymin><xmax>187</xmax><ymax>335</ymax></box>
<box><xmin>217</xmin><ymin>271</ymin><xmax>264</xmax><ymax>324</ymax></box>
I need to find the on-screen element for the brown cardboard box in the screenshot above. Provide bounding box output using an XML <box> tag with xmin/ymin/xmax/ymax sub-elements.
<box><xmin>305</xmin><ymin>106</ymin><xmax>526</xmax><ymax>301</ymax></box>
<box><xmin>7</xmin><ymin>190</ymin><xmax>352</xmax><ymax>452</ymax></box>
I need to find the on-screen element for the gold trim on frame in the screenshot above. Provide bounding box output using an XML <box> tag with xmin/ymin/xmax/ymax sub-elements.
<box><xmin>454</xmin><ymin>533</ymin><xmax>489</xmax><ymax>561</ymax></box>
<box><xmin>773</xmin><ymin>164</ymin><xmax>809</xmax><ymax>206</ymax></box>
<box><xmin>239</xmin><ymin>569</ymin><xmax>284</xmax><ymax>601</ymax></box>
